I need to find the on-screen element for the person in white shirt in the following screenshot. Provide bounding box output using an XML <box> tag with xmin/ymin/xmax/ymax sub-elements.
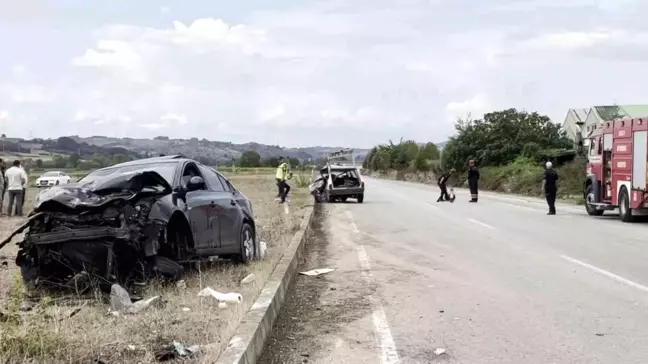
<box><xmin>5</xmin><ymin>160</ymin><xmax>28</xmax><ymax>216</ymax></box>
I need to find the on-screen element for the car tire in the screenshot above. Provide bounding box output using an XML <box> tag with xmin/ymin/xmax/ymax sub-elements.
<box><xmin>340</xmin><ymin>197</ymin><xmax>348</xmax><ymax>202</ymax></box>
<box><xmin>236</xmin><ymin>223</ymin><xmax>256</xmax><ymax>264</ymax></box>
<box><xmin>154</xmin><ymin>256</ymin><xmax>184</xmax><ymax>281</ymax></box>
<box><xmin>585</xmin><ymin>185</ymin><xmax>604</xmax><ymax>216</ymax></box>
<box><xmin>55</xmin><ymin>180</ymin><xmax>59</xmax><ymax>185</ymax></box>
<box><xmin>357</xmin><ymin>194</ymin><xmax>364</xmax><ymax>203</ymax></box>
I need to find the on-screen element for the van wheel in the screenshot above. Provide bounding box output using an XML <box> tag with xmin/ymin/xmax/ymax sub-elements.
<box><xmin>235</xmin><ymin>223</ymin><xmax>256</xmax><ymax>264</ymax></box>
<box><xmin>357</xmin><ymin>194</ymin><xmax>364</xmax><ymax>203</ymax></box>
<box><xmin>619</xmin><ymin>187</ymin><xmax>634</xmax><ymax>222</ymax></box>
<box><xmin>585</xmin><ymin>185</ymin><xmax>603</xmax><ymax>216</ymax></box>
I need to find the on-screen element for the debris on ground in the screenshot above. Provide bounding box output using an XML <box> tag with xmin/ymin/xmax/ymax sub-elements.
<box><xmin>299</xmin><ymin>268</ymin><xmax>335</xmax><ymax>276</ymax></box>
<box><xmin>218</xmin><ymin>302</ymin><xmax>228</xmax><ymax>309</ymax></box>
<box><xmin>109</xmin><ymin>284</ymin><xmax>160</xmax><ymax>314</ymax></box>
<box><xmin>197</xmin><ymin>287</ymin><xmax>242</xmax><ymax>303</ymax></box>
<box><xmin>241</xmin><ymin>273</ymin><xmax>255</xmax><ymax>284</ymax></box>
<box><xmin>434</xmin><ymin>348</ymin><xmax>447</xmax><ymax>356</ymax></box>
<box><xmin>259</xmin><ymin>241</ymin><xmax>268</xmax><ymax>259</ymax></box>
<box><xmin>154</xmin><ymin>341</ymin><xmax>199</xmax><ymax>361</ymax></box>
<box><xmin>176</xmin><ymin>280</ymin><xmax>187</xmax><ymax>290</ymax></box>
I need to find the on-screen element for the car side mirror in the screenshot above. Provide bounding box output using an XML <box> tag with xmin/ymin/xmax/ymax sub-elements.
<box><xmin>186</xmin><ymin>176</ymin><xmax>205</xmax><ymax>192</ymax></box>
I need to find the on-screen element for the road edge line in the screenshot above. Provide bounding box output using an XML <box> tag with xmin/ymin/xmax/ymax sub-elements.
<box><xmin>214</xmin><ymin>205</ymin><xmax>316</xmax><ymax>364</ymax></box>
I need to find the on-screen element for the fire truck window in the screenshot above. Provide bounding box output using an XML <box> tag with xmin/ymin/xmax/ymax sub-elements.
<box><xmin>589</xmin><ymin>141</ymin><xmax>597</xmax><ymax>156</ymax></box>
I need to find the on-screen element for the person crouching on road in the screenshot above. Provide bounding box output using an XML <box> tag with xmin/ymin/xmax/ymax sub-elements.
<box><xmin>467</xmin><ymin>159</ymin><xmax>480</xmax><ymax>203</ymax></box>
<box><xmin>275</xmin><ymin>157</ymin><xmax>291</xmax><ymax>204</ymax></box>
<box><xmin>436</xmin><ymin>168</ymin><xmax>456</xmax><ymax>202</ymax></box>
<box><xmin>5</xmin><ymin>160</ymin><xmax>27</xmax><ymax>217</ymax></box>
<box><xmin>543</xmin><ymin>161</ymin><xmax>558</xmax><ymax>215</ymax></box>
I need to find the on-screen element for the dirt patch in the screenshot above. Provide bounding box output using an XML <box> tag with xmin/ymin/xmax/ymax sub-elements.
<box><xmin>0</xmin><ymin>175</ymin><xmax>310</xmax><ymax>363</ymax></box>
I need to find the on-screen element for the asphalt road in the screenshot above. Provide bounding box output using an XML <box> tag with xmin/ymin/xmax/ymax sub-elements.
<box><xmin>259</xmin><ymin>177</ymin><xmax>648</xmax><ymax>364</ymax></box>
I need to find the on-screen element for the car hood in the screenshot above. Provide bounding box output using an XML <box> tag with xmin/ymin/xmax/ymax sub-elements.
<box><xmin>34</xmin><ymin>171</ymin><xmax>171</xmax><ymax>211</ymax></box>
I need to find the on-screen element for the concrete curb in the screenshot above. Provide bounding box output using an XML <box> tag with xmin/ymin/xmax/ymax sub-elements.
<box><xmin>215</xmin><ymin>205</ymin><xmax>316</xmax><ymax>364</ymax></box>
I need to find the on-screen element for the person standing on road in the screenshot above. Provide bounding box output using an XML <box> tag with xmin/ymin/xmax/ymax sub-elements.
<box><xmin>5</xmin><ymin>160</ymin><xmax>27</xmax><ymax>216</ymax></box>
<box><xmin>543</xmin><ymin>161</ymin><xmax>558</xmax><ymax>215</ymax></box>
<box><xmin>467</xmin><ymin>160</ymin><xmax>480</xmax><ymax>203</ymax></box>
<box><xmin>275</xmin><ymin>157</ymin><xmax>291</xmax><ymax>204</ymax></box>
<box><xmin>0</xmin><ymin>159</ymin><xmax>6</xmax><ymax>214</ymax></box>
<box><xmin>436</xmin><ymin>168</ymin><xmax>456</xmax><ymax>202</ymax></box>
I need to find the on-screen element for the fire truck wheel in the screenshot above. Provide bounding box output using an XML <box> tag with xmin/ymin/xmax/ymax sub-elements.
<box><xmin>618</xmin><ymin>187</ymin><xmax>635</xmax><ymax>222</ymax></box>
<box><xmin>585</xmin><ymin>185</ymin><xmax>604</xmax><ymax>216</ymax></box>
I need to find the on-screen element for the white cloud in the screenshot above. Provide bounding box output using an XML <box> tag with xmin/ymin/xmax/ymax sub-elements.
<box><xmin>0</xmin><ymin>110</ymin><xmax>10</xmax><ymax>121</ymax></box>
<box><xmin>445</xmin><ymin>94</ymin><xmax>491</xmax><ymax>122</ymax></box>
<box><xmin>3</xmin><ymin>1</ymin><xmax>648</xmax><ymax>146</ymax></box>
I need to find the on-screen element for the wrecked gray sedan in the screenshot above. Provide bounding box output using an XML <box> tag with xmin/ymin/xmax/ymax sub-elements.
<box><xmin>1</xmin><ymin>155</ymin><xmax>257</xmax><ymax>290</ymax></box>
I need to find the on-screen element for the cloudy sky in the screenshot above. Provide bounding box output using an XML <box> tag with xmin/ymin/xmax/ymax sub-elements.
<box><xmin>1</xmin><ymin>0</ymin><xmax>647</xmax><ymax>148</ymax></box>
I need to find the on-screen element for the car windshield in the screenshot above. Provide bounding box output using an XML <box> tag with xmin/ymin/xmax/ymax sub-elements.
<box><xmin>77</xmin><ymin>162</ymin><xmax>177</xmax><ymax>185</ymax></box>
<box><xmin>42</xmin><ymin>172</ymin><xmax>59</xmax><ymax>177</ymax></box>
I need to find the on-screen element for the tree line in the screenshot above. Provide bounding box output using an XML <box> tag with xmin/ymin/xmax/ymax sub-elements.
<box><xmin>363</xmin><ymin>108</ymin><xmax>573</xmax><ymax>175</ymax></box>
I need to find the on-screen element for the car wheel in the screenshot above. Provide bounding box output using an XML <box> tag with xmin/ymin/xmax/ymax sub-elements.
<box><xmin>154</xmin><ymin>256</ymin><xmax>184</xmax><ymax>281</ymax></box>
<box><xmin>357</xmin><ymin>194</ymin><xmax>364</xmax><ymax>203</ymax></box>
<box><xmin>585</xmin><ymin>185</ymin><xmax>603</xmax><ymax>216</ymax></box>
<box><xmin>55</xmin><ymin>180</ymin><xmax>59</xmax><ymax>185</ymax></box>
<box><xmin>236</xmin><ymin>223</ymin><xmax>256</xmax><ymax>264</ymax></box>
<box><xmin>340</xmin><ymin>197</ymin><xmax>348</xmax><ymax>202</ymax></box>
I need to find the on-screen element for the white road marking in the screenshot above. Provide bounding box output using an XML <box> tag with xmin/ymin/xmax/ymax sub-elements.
<box><xmin>345</xmin><ymin>210</ymin><xmax>360</xmax><ymax>234</ymax></box>
<box><xmin>560</xmin><ymin>255</ymin><xmax>648</xmax><ymax>293</ymax></box>
<box><xmin>467</xmin><ymin>218</ymin><xmax>495</xmax><ymax>229</ymax></box>
<box><xmin>344</xmin><ymin>209</ymin><xmax>399</xmax><ymax>363</ymax></box>
<box><xmin>356</xmin><ymin>245</ymin><xmax>401</xmax><ymax>364</ymax></box>
<box><xmin>424</xmin><ymin>203</ymin><xmax>441</xmax><ymax>211</ymax></box>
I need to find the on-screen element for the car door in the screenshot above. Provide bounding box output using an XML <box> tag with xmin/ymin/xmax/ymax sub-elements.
<box><xmin>197</xmin><ymin>165</ymin><xmax>233</xmax><ymax>249</ymax></box>
<box><xmin>181</xmin><ymin>163</ymin><xmax>214</xmax><ymax>249</ymax></box>
<box><xmin>215</xmin><ymin>172</ymin><xmax>244</xmax><ymax>250</ymax></box>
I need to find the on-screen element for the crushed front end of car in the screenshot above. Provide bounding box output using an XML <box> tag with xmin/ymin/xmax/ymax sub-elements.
<box><xmin>2</xmin><ymin>171</ymin><xmax>175</xmax><ymax>291</ymax></box>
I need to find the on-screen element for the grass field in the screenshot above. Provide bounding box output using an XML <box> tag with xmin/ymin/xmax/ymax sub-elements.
<box><xmin>0</xmin><ymin>174</ymin><xmax>311</xmax><ymax>363</ymax></box>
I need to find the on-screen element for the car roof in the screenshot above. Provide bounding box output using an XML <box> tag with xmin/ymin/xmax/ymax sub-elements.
<box><xmin>109</xmin><ymin>155</ymin><xmax>190</xmax><ymax>168</ymax></box>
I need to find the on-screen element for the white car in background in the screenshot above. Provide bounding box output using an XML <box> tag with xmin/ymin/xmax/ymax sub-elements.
<box><xmin>35</xmin><ymin>171</ymin><xmax>72</xmax><ymax>188</ymax></box>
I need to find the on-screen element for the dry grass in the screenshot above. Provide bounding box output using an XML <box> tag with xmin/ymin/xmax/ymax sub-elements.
<box><xmin>0</xmin><ymin>175</ymin><xmax>311</xmax><ymax>364</ymax></box>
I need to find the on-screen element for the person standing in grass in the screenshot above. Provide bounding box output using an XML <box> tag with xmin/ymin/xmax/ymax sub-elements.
<box><xmin>275</xmin><ymin>156</ymin><xmax>291</xmax><ymax>204</ymax></box>
<box><xmin>5</xmin><ymin>160</ymin><xmax>27</xmax><ymax>216</ymax></box>
<box><xmin>0</xmin><ymin>159</ymin><xmax>6</xmax><ymax>214</ymax></box>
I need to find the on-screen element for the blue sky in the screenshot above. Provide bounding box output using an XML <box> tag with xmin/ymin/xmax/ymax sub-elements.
<box><xmin>1</xmin><ymin>0</ymin><xmax>648</xmax><ymax>148</ymax></box>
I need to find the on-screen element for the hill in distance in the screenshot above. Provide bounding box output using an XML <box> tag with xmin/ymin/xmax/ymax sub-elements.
<box><xmin>0</xmin><ymin>134</ymin><xmax>369</xmax><ymax>165</ymax></box>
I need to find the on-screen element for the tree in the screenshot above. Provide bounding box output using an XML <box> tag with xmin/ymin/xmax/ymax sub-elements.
<box><xmin>262</xmin><ymin>156</ymin><xmax>279</xmax><ymax>168</ymax></box>
<box><xmin>364</xmin><ymin>147</ymin><xmax>377</xmax><ymax>169</ymax></box>
<box><xmin>35</xmin><ymin>159</ymin><xmax>43</xmax><ymax>168</ymax></box>
<box><xmin>238</xmin><ymin>150</ymin><xmax>262</xmax><ymax>167</ymax></box>
<box><xmin>413</xmin><ymin>148</ymin><xmax>430</xmax><ymax>172</ymax></box>
<box><xmin>288</xmin><ymin>157</ymin><xmax>300</xmax><ymax>168</ymax></box>
<box><xmin>67</xmin><ymin>153</ymin><xmax>80</xmax><ymax>168</ymax></box>
<box><xmin>441</xmin><ymin>108</ymin><xmax>571</xmax><ymax>170</ymax></box>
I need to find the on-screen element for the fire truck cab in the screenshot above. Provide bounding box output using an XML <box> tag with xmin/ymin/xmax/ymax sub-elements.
<box><xmin>585</xmin><ymin>118</ymin><xmax>648</xmax><ymax>222</ymax></box>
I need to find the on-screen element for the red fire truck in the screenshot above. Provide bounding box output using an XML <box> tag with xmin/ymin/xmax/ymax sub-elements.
<box><xmin>585</xmin><ymin>118</ymin><xmax>648</xmax><ymax>222</ymax></box>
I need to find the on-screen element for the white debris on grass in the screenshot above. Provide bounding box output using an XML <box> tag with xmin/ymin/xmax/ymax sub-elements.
<box><xmin>176</xmin><ymin>280</ymin><xmax>187</xmax><ymax>289</ymax></box>
<box><xmin>241</xmin><ymin>273</ymin><xmax>255</xmax><ymax>284</ymax></box>
<box><xmin>299</xmin><ymin>268</ymin><xmax>335</xmax><ymax>276</ymax></box>
<box><xmin>258</xmin><ymin>241</ymin><xmax>268</xmax><ymax>260</ymax></box>
<box><xmin>434</xmin><ymin>348</ymin><xmax>447</xmax><ymax>355</ymax></box>
<box><xmin>110</xmin><ymin>284</ymin><xmax>160</xmax><ymax>314</ymax></box>
<box><xmin>197</xmin><ymin>287</ymin><xmax>242</xmax><ymax>303</ymax></box>
<box><xmin>182</xmin><ymin>307</ymin><xmax>191</xmax><ymax>312</ymax></box>
<box><xmin>218</xmin><ymin>302</ymin><xmax>228</xmax><ymax>309</ymax></box>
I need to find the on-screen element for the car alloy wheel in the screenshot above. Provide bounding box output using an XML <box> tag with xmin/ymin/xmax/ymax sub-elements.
<box><xmin>243</xmin><ymin>229</ymin><xmax>254</xmax><ymax>261</ymax></box>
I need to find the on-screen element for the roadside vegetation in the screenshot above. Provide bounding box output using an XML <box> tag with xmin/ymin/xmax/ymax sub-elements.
<box><xmin>363</xmin><ymin>108</ymin><xmax>586</xmax><ymax>203</ymax></box>
<box><xmin>0</xmin><ymin>174</ymin><xmax>310</xmax><ymax>363</ymax></box>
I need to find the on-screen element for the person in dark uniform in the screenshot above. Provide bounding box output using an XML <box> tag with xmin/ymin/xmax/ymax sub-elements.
<box><xmin>436</xmin><ymin>168</ymin><xmax>456</xmax><ymax>202</ymax></box>
<box><xmin>467</xmin><ymin>159</ymin><xmax>480</xmax><ymax>203</ymax></box>
<box><xmin>543</xmin><ymin>161</ymin><xmax>558</xmax><ymax>215</ymax></box>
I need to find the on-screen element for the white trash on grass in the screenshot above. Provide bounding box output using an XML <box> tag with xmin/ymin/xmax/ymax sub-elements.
<box><xmin>197</xmin><ymin>287</ymin><xmax>242</xmax><ymax>303</ymax></box>
<box><xmin>299</xmin><ymin>268</ymin><xmax>335</xmax><ymax>276</ymax></box>
<box><xmin>258</xmin><ymin>241</ymin><xmax>268</xmax><ymax>260</ymax></box>
<box><xmin>241</xmin><ymin>273</ymin><xmax>255</xmax><ymax>284</ymax></box>
<box><xmin>434</xmin><ymin>348</ymin><xmax>447</xmax><ymax>355</ymax></box>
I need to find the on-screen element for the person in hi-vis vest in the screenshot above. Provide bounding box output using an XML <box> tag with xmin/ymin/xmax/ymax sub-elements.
<box><xmin>275</xmin><ymin>157</ymin><xmax>292</xmax><ymax>203</ymax></box>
